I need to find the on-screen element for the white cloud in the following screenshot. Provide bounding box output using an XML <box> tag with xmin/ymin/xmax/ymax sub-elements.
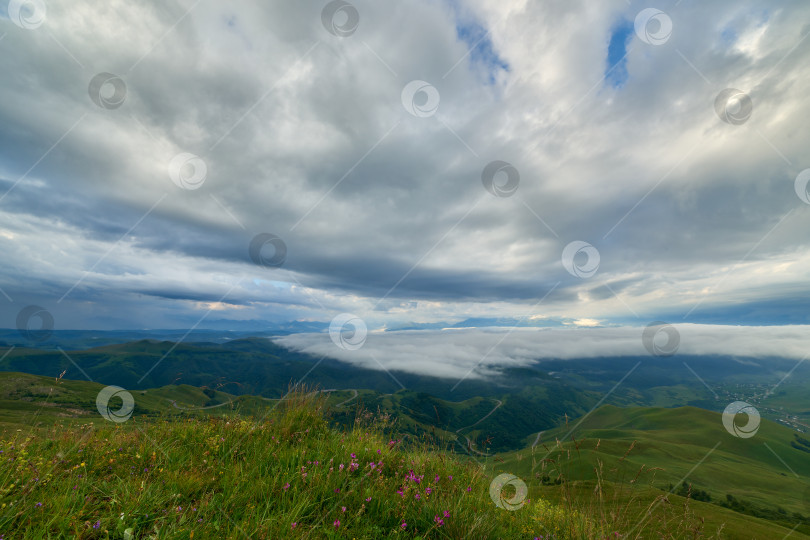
<box><xmin>275</xmin><ymin>324</ymin><xmax>810</xmax><ymax>380</ymax></box>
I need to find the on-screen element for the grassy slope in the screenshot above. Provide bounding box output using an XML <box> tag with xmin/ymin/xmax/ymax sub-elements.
<box><xmin>492</xmin><ymin>404</ymin><xmax>810</xmax><ymax>538</ymax></box>
<box><xmin>0</xmin><ymin>388</ymin><xmax>593</xmax><ymax>539</ymax></box>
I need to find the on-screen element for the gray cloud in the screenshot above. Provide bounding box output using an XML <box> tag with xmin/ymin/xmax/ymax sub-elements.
<box><xmin>0</xmin><ymin>0</ymin><xmax>809</xmax><ymax>331</ymax></box>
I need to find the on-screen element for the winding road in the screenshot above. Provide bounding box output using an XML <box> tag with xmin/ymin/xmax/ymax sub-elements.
<box><xmin>454</xmin><ymin>398</ymin><xmax>503</xmax><ymax>457</ymax></box>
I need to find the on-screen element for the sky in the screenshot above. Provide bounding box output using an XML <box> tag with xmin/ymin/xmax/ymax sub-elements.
<box><xmin>1</xmin><ymin>0</ymin><xmax>810</xmax><ymax>337</ymax></box>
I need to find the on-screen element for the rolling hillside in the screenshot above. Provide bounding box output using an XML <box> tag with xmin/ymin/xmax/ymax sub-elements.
<box><xmin>491</xmin><ymin>405</ymin><xmax>810</xmax><ymax>537</ymax></box>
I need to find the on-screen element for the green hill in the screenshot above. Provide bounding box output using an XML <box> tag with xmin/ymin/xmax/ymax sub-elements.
<box><xmin>491</xmin><ymin>404</ymin><xmax>810</xmax><ymax>538</ymax></box>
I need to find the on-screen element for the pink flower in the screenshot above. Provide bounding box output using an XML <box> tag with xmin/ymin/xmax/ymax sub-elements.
<box><xmin>365</xmin><ymin>497</ymin><xmax>372</xmax><ymax>502</ymax></box>
<box><xmin>341</xmin><ymin>507</ymin><xmax>346</xmax><ymax>513</ymax></box>
<box><xmin>467</xmin><ymin>486</ymin><xmax>472</xmax><ymax>492</ymax></box>
<box><xmin>283</xmin><ymin>483</ymin><xmax>290</xmax><ymax>491</ymax></box>
<box><xmin>434</xmin><ymin>515</ymin><xmax>444</xmax><ymax>527</ymax></box>
<box><xmin>443</xmin><ymin>510</ymin><xmax>450</xmax><ymax>519</ymax></box>
<box><xmin>400</xmin><ymin>521</ymin><xmax>407</xmax><ymax>529</ymax></box>
<box><xmin>291</xmin><ymin>522</ymin><xmax>297</xmax><ymax>529</ymax></box>
<box><xmin>333</xmin><ymin>520</ymin><xmax>340</xmax><ymax>528</ymax></box>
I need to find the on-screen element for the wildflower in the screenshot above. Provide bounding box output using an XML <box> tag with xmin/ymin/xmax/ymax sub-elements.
<box><xmin>435</xmin><ymin>475</ymin><xmax>440</xmax><ymax>482</ymax></box>
<box><xmin>333</xmin><ymin>520</ymin><xmax>340</xmax><ymax>528</ymax></box>
<box><xmin>467</xmin><ymin>486</ymin><xmax>472</xmax><ymax>492</ymax></box>
<box><xmin>425</xmin><ymin>487</ymin><xmax>431</xmax><ymax>495</ymax></box>
<box><xmin>341</xmin><ymin>507</ymin><xmax>346</xmax><ymax>513</ymax></box>
<box><xmin>400</xmin><ymin>521</ymin><xmax>407</xmax><ymax>529</ymax></box>
<box><xmin>35</xmin><ymin>502</ymin><xmax>42</xmax><ymax>508</ymax></box>
<box><xmin>291</xmin><ymin>522</ymin><xmax>297</xmax><ymax>529</ymax></box>
<box><xmin>443</xmin><ymin>510</ymin><xmax>450</xmax><ymax>519</ymax></box>
<box><xmin>365</xmin><ymin>497</ymin><xmax>372</xmax><ymax>502</ymax></box>
<box><xmin>283</xmin><ymin>483</ymin><xmax>290</xmax><ymax>491</ymax></box>
<box><xmin>92</xmin><ymin>521</ymin><xmax>100</xmax><ymax>530</ymax></box>
<box><xmin>434</xmin><ymin>515</ymin><xmax>444</xmax><ymax>527</ymax></box>
<box><xmin>448</xmin><ymin>475</ymin><xmax>453</xmax><ymax>481</ymax></box>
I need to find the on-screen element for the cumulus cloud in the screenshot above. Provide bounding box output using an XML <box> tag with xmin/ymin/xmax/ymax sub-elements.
<box><xmin>0</xmin><ymin>0</ymin><xmax>809</xmax><ymax>331</ymax></box>
<box><xmin>274</xmin><ymin>324</ymin><xmax>810</xmax><ymax>380</ymax></box>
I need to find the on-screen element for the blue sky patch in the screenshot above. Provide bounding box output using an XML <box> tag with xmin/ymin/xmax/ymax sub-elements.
<box><xmin>605</xmin><ymin>19</ymin><xmax>634</xmax><ymax>88</ymax></box>
<box><xmin>450</xmin><ymin>12</ymin><xmax>509</xmax><ymax>84</ymax></box>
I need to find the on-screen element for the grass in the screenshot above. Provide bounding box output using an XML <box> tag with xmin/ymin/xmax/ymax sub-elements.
<box><xmin>1</xmin><ymin>386</ymin><xmax>560</xmax><ymax>539</ymax></box>
<box><xmin>2</xmin><ymin>374</ymin><xmax>806</xmax><ymax>538</ymax></box>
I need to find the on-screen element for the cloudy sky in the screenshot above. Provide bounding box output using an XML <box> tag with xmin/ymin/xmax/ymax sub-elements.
<box><xmin>1</xmin><ymin>0</ymin><xmax>809</xmax><ymax>334</ymax></box>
